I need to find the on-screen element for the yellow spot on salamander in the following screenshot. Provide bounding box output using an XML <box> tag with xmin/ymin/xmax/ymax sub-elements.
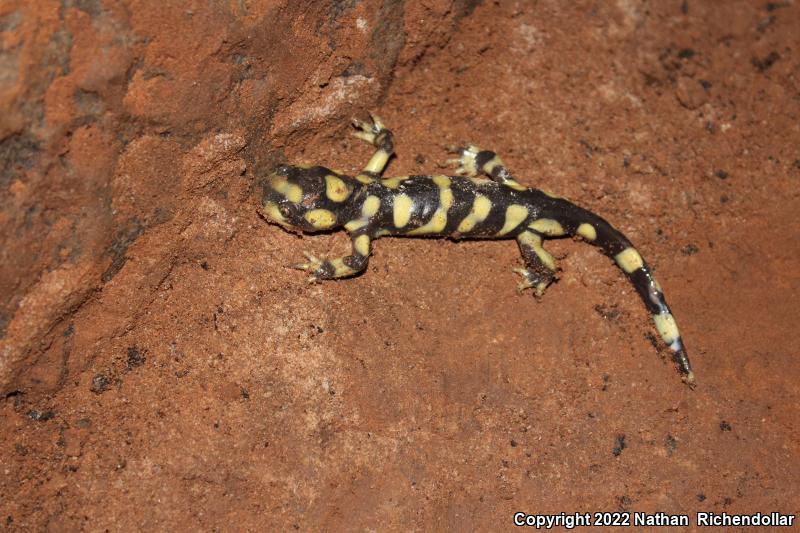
<box><xmin>434</xmin><ymin>175</ymin><xmax>454</xmax><ymax>210</ymax></box>
<box><xmin>504</xmin><ymin>179</ymin><xmax>526</xmax><ymax>191</ymax></box>
<box><xmin>653</xmin><ymin>313</ymin><xmax>680</xmax><ymax>344</ymax></box>
<box><xmin>407</xmin><ymin>211</ymin><xmax>447</xmax><ymax>235</ymax></box>
<box><xmin>364</xmin><ymin>149</ymin><xmax>390</xmax><ymax>174</ymax></box>
<box><xmin>518</xmin><ymin>231</ymin><xmax>555</xmax><ymax>270</ymax></box>
<box><xmin>344</xmin><ymin>219</ymin><xmax>367</xmax><ymax>232</ymax></box>
<box><xmin>516</xmin><ymin>231</ymin><xmax>538</xmax><ymax>249</ymax></box>
<box><xmin>345</xmin><ymin>196</ymin><xmax>381</xmax><ymax>232</ymax></box>
<box><xmin>330</xmin><ymin>258</ymin><xmax>356</xmax><ymax>278</ymax></box>
<box><xmin>262</xmin><ymin>201</ymin><xmax>289</xmax><ymax>226</ymax></box>
<box><xmin>353</xmin><ymin>235</ymin><xmax>370</xmax><ymax>256</ymax></box>
<box><xmin>529</xmin><ymin>218</ymin><xmax>565</xmax><ymax>236</ymax></box>
<box><xmin>440</xmin><ymin>188</ymin><xmax>454</xmax><ymax>210</ymax></box>
<box><xmin>325</xmin><ymin>175</ymin><xmax>351</xmax><ymax>202</ymax></box>
<box><xmin>457</xmin><ymin>195</ymin><xmax>492</xmax><ymax>233</ymax></box>
<box><xmin>271</xmin><ymin>177</ymin><xmax>303</xmax><ymax>203</ymax></box>
<box><xmin>576</xmin><ymin>223</ymin><xmax>597</xmax><ymax>241</ymax></box>
<box><xmin>355</xmin><ymin>174</ymin><xmax>374</xmax><ymax>184</ymax></box>
<box><xmin>432</xmin><ymin>175</ymin><xmax>451</xmax><ymax>189</ymax></box>
<box><xmin>497</xmin><ymin>204</ymin><xmax>529</xmax><ymax>236</ymax></box>
<box><xmin>407</xmin><ymin>176</ymin><xmax>453</xmax><ymax>235</ymax></box>
<box><xmin>304</xmin><ymin>209</ymin><xmax>336</xmax><ymax>229</ymax></box>
<box><xmin>482</xmin><ymin>155</ymin><xmax>504</xmax><ymax>174</ymax></box>
<box><xmin>362</xmin><ymin>195</ymin><xmax>381</xmax><ymax>217</ymax></box>
<box><xmin>381</xmin><ymin>177</ymin><xmax>401</xmax><ymax>188</ymax></box>
<box><xmin>393</xmin><ymin>193</ymin><xmax>413</xmax><ymax>228</ymax></box>
<box><xmin>615</xmin><ymin>247</ymin><xmax>644</xmax><ymax>273</ymax></box>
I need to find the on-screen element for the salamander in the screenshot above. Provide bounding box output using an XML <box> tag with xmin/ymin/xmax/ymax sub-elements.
<box><xmin>261</xmin><ymin>115</ymin><xmax>694</xmax><ymax>384</ymax></box>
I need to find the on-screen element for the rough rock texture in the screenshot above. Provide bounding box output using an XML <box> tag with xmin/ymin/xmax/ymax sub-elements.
<box><xmin>1</xmin><ymin>0</ymin><xmax>799</xmax><ymax>530</ymax></box>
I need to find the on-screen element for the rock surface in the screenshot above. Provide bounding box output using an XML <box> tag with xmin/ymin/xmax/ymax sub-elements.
<box><xmin>1</xmin><ymin>0</ymin><xmax>798</xmax><ymax>530</ymax></box>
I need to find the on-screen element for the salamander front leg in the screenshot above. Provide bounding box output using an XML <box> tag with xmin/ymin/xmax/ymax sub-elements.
<box><xmin>352</xmin><ymin>113</ymin><xmax>395</xmax><ymax>177</ymax></box>
<box><xmin>293</xmin><ymin>233</ymin><xmax>372</xmax><ymax>281</ymax></box>
<box><xmin>515</xmin><ymin>231</ymin><xmax>558</xmax><ymax>297</ymax></box>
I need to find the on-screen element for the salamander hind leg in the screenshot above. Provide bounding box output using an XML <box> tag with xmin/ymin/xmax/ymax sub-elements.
<box><xmin>293</xmin><ymin>233</ymin><xmax>372</xmax><ymax>282</ymax></box>
<box><xmin>447</xmin><ymin>145</ymin><xmax>526</xmax><ymax>191</ymax></box>
<box><xmin>352</xmin><ymin>113</ymin><xmax>394</xmax><ymax>177</ymax></box>
<box><xmin>446</xmin><ymin>144</ymin><xmax>481</xmax><ymax>177</ymax></box>
<box><xmin>515</xmin><ymin>231</ymin><xmax>558</xmax><ymax>297</ymax></box>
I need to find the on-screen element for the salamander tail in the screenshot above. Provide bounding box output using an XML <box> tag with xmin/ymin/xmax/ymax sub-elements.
<box><xmin>542</xmin><ymin>198</ymin><xmax>694</xmax><ymax>384</ymax></box>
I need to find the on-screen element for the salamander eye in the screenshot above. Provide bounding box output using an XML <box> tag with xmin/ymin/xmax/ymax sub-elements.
<box><xmin>279</xmin><ymin>205</ymin><xmax>291</xmax><ymax>217</ymax></box>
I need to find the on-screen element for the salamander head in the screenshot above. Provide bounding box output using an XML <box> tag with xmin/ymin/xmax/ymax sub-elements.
<box><xmin>261</xmin><ymin>165</ymin><xmax>358</xmax><ymax>232</ymax></box>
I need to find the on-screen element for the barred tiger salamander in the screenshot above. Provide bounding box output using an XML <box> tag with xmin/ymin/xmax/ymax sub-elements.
<box><xmin>261</xmin><ymin>115</ymin><xmax>694</xmax><ymax>384</ymax></box>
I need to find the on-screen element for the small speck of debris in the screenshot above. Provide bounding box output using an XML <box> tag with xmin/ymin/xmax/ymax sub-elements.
<box><xmin>200</xmin><ymin>261</ymin><xmax>209</xmax><ymax>270</ymax></box>
<box><xmin>757</xmin><ymin>15</ymin><xmax>776</xmax><ymax>33</ymax></box>
<box><xmin>126</xmin><ymin>345</ymin><xmax>147</xmax><ymax>369</ymax></box>
<box><xmin>612</xmin><ymin>434</ymin><xmax>626</xmax><ymax>456</ymax></box>
<box><xmin>91</xmin><ymin>374</ymin><xmax>110</xmax><ymax>394</ymax></box>
<box><xmin>617</xmin><ymin>494</ymin><xmax>632</xmax><ymax>511</ymax></box>
<box><xmin>644</xmin><ymin>332</ymin><xmax>660</xmax><ymax>349</ymax></box>
<box><xmin>665</xmin><ymin>434</ymin><xmax>678</xmax><ymax>455</ymax></box>
<box><xmin>715</xmin><ymin>169</ymin><xmax>729</xmax><ymax>179</ymax></box>
<box><xmin>720</xmin><ymin>420</ymin><xmax>732</xmax><ymax>431</ymax></box>
<box><xmin>697</xmin><ymin>493</ymin><xmax>706</xmax><ymax>502</ymax></box>
<box><xmin>677</xmin><ymin>48</ymin><xmax>695</xmax><ymax>59</ymax></box>
<box><xmin>26</xmin><ymin>410</ymin><xmax>55</xmax><ymax>422</ymax></box>
<box><xmin>751</xmin><ymin>51</ymin><xmax>779</xmax><ymax>72</ymax></box>
<box><xmin>510</xmin><ymin>439</ymin><xmax>518</xmax><ymax>447</ymax></box>
<box><xmin>594</xmin><ymin>304</ymin><xmax>621</xmax><ymax>321</ymax></box>
<box><xmin>681</xmin><ymin>243</ymin><xmax>699</xmax><ymax>255</ymax></box>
